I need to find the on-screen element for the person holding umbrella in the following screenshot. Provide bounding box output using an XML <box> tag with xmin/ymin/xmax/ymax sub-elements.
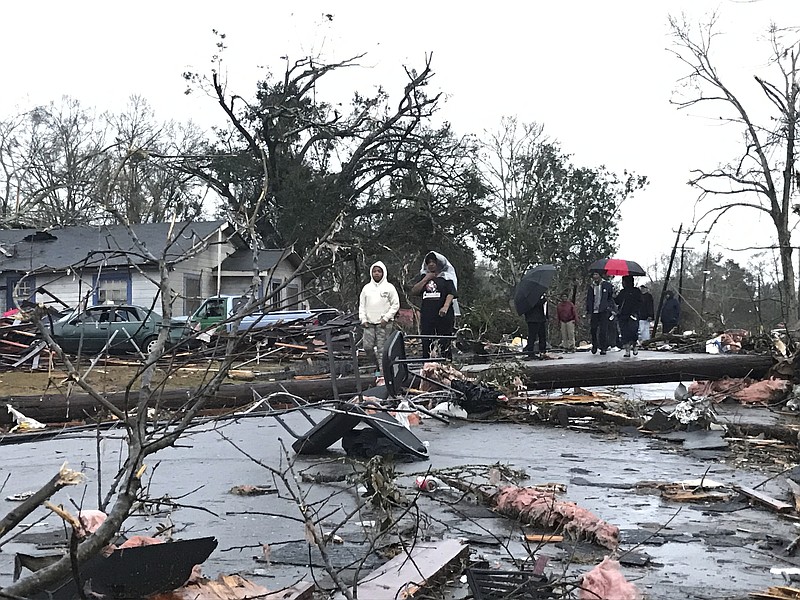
<box><xmin>585</xmin><ymin>271</ymin><xmax>615</xmax><ymax>355</ymax></box>
<box><xmin>514</xmin><ymin>265</ymin><xmax>557</xmax><ymax>358</ymax></box>
<box><xmin>523</xmin><ymin>293</ymin><xmax>549</xmax><ymax>358</ymax></box>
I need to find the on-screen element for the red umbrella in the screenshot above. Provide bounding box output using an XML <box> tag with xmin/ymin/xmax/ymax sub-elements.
<box><xmin>588</xmin><ymin>258</ymin><xmax>646</xmax><ymax>277</ymax></box>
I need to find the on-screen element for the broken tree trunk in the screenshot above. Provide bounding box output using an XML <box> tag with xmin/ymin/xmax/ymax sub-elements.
<box><xmin>1</xmin><ymin>377</ymin><xmax>362</xmax><ymax>425</ymax></box>
<box><xmin>464</xmin><ymin>353</ymin><xmax>774</xmax><ymax>389</ymax></box>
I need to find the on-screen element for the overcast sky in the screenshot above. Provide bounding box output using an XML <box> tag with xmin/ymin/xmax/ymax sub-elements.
<box><xmin>2</xmin><ymin>0</ymin><xmax>798</xmax><ymax>280</ymax></box>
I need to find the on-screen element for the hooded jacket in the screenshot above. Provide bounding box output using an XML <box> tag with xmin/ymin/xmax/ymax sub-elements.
<box><xmin>418</xmin><ymin>250</ymin><xmax>461</xmax><ymax>316</ymax></box>
<box><xmin>359</xmin><ymin>261</ymin><xmax>400</xmax><ymax>325</ymax></box>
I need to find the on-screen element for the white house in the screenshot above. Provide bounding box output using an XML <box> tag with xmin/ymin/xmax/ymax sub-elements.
<box><xmin>0</xmin><ymin>220</ymin><xmax>307</xmax><ymax>316</ymax></box>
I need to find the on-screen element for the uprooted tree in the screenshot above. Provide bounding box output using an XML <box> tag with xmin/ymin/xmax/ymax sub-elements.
<box><xmin>182</xmin><ymin>46</ymin><xmax>487</xmax><ymax>311</ymax></box>
<box><xmin>669</xmin><ymin>15</ymin><xmax>800</xmax><ymax>322</ymax></box>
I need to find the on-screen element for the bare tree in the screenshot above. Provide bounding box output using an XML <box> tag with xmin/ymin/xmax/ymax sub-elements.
<box><xmin>106</xmin><ymin>96</ymin><xmax>210</xmax><ymax>223</ymax></box>
<box><xmin>669</xmin><ymin>15</ymin><xmax>800</xmax><ymax>320</ymax></box>
<box><xmin>183</xmin><ymin>48</ymin><xmax>442</xmax><ymax>252</ymax></box>
<box><xmin>0</xmin><ymin>142</ymin><xmax>342</xmax><ymax>595</ymax></box>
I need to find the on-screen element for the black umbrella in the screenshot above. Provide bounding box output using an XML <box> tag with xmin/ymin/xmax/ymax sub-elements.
<box><xmin>514</xmin><ymin>265</ymin><xmax>556</xmax><ymax>315</ymax></box>
<box><xmin>588</xmin><ymin>258</ymin><xmax>646</xmax><ymax>277</ymax></box>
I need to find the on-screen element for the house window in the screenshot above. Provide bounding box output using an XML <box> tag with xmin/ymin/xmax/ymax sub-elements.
<box><xmin>184</xmin><ymin>275</ymin><xmax>202</xmax><ymax>316</ymax></box>
<box><xmin>6</xmin><ymin>275</ymin><xmax>35</xmax><ymax>311</ymax></box>
<box><xmin>269</xmin><ymin>279</ymin><xmax>282</xmax><ymax>308</ymax></box>
<box><xmin>285</xmin><ymin>284</ymin><xmax>300</xmax><ymax>309</ymax></box>
<box><xmin>95</xmin><ymin>274</ymin><xmax>131</xmax><ymax>305</ymax></box>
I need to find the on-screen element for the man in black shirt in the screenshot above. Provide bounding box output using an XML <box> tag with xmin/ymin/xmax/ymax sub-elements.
<box><xmin>411</xmin><ymin>253</ymin><xmax>458</xmax><ymax>359</ymax></box>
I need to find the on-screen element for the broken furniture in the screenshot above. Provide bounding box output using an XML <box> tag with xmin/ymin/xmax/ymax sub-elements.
<box><xmin>14</xmin><ymin>536</ymin><xmax>217</xmax><ymax>599</ymax></box>
<box><xmin>253</xmin><ymin>390</ymin><xmax>429</xmax><ymax>460</ymax></box>
<box><xmin>466</xmin><ymin>565</ymin><xmax>555</xmax><ymax>599</ymax></box>
<box><xmin>381</xmin><ymin>330</ymin><xmax>457</xmax><ymax>397</ymax></box>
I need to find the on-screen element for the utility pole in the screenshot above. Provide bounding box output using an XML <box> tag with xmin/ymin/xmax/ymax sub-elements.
<box><xmin>700</xmin><ymin>242</ymin><xmax>710</xmax><ymax>320</ymax></box>
<box><xmin>655</xmin><ymin>224</ymin><xmax>682</xmax><ymax>335</ymax></box>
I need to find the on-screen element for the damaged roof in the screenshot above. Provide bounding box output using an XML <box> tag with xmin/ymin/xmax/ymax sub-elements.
<box><xmin>220</xmin><ymin>248</ymin><xmax>302</xmax><ymax>273</ymax></box>
<box><xmin>0</xmin><ymin>221</ymin><xmax>233</xmax><ymax>272</ymax></box>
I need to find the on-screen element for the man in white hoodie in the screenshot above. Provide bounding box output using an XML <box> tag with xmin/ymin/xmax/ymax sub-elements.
<box><xmin>359</xmin><ymin>260</ymin><xmax>400</xmax><ymax>373</ymax></box>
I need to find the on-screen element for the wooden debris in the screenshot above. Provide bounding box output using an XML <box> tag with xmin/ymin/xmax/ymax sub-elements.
<box><xmin>339</xmin><ymin>539</ymin><xmax>468</xmax><ymax>600</ymax></box>
<box><xmin>659</xmin><ymin>484</ymin><xmax>734</xmax><ymax>503</ymax></box>
<box><xmin>150</xmin><ymin>574</ymin><xmax>314</xmax><ymax>600</ymax></box>
<box><xmin>787</xmin><ymin>479</ymin><xmax>800</xmax><ymax>512</ymax></box>
<box><xmin>736</xmin><ymin>486</ymin><xmax>794</xmax><ymax>513</ymax></box>
<box><xmin>750</xmin><ymin>585</ymin><xmax>800</xmax><ymax>599</ymax></box>
<box><xmin>524</xmin><ymin>533</ymin><xmax>564</xmax><ymax>543</ymax></box>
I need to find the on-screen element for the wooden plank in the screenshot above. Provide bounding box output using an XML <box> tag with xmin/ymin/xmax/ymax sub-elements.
<box><xmin>735</xmin><ymin>485</ymin><xmax>794</xmax><ymax>513</ymax></box>
<box><xmin>12</xmin><ymin>341</ymin><xmax>46</xmax><ymax>367</ymax></box>
<box><xmin>345</xmin><ymin>539</ymin><xmax>468</xmax><ymax>600</ymax></box>
<box><xmin>275</xmin><ymin>342</ymin><xmax>312</xmax><ymax>350</ymax></box>
<box><xmin>524</xmin><ymin>534</ymin><xmax>564</xmax><ymax>543</ymax></box>
<box><xmin>749</xmin><ymin>586</ymin><xmax>800</xmax><ymax>600</ymax></box>
<box><xmin>787</xmin><ymin>479</ymin><xmax>800</xmax><ymax>512</ymax></box>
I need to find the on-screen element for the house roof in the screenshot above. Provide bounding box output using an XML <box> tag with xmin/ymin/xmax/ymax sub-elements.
<box><xmin>0</xmin><ymin>221</ymin><xmax>232</xmax><ymax>272</ymax></box>
<box><xmin>219</xmin><ymin>249</ymin><xmax>302</xmax><ymax>274</ymax></box>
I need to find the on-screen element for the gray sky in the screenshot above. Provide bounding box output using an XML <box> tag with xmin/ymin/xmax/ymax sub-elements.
<box><xmin>2</xmin><ymin>0</ymin><xmax>798</xmax><ymax>280</ymax></box>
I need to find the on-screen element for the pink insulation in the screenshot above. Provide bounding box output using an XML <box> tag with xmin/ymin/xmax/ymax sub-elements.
<box><xmin>580</xmin><ymin>557</ymin><xmax>641</xmax><ymax>600</ymax></box>
<box><xmin>689</xmin><ymin>376</ymin><xmax>789</xmax><ymax>404</ymax></box>
<box><xmin>493</xmin><ymin>486</ymin><xmax>619</xmax><ymax>550</ymax></box>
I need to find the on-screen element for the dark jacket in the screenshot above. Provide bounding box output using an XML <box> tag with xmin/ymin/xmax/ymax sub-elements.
<box><xmin>661</xmin><ymin>297</ymin><xmax>681</xmax><ymax>324</ymax></box>
<box><xmin>640</xmin><ymin>292</ymin><xmax>655</xmax><ymax>320</ymax></box>
<box><xmin>586</xmin><ymin>280</ymin><xmax>615</xmax><ymax>314</ymax></box>
<box><xmin>615</xmin><ymin>287</ymin><xmax>642</xmax><ymax>320</ymax></box>
<box><xmin>524</xmin><ymin>296</ymin><xmax>548</xmax><ymax>323</ymax></box>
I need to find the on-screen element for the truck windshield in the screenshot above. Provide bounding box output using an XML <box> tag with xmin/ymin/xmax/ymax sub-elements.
<box><xmin>197</xmin><ymin>299</ymin><xmax>225</xmax><ymax>319</ymax></box>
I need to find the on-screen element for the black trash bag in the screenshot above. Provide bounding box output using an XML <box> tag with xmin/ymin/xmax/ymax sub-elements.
<box><xmin>450</xmin><ymin>380</ymin><xmax>501</xmax><ymax>415</ymax></box>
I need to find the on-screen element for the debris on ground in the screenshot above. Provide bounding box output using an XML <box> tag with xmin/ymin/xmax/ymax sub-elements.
<box><xmin>419</xmin><ymin>362</ymin><xmax>469</xmax><ymax>389</ymax></box>
<box><xmin>750</xmin><ymin>585</ymin><xmax>800</xmax><ymax>599</ymax></box>
<box><xmin>228</xmin><ymin>485</ymin><xmax>275</xmax><ymax>496</ymax></box>
<box><xmin>6</xmin><ymin>404</ymin><xmax>45</xmax><ymax>432</ymax></box>
<box><xmin>338</xmin><ymin>539</ymin><xmax>468</xmax><ymax>600</ymax></box>
<box><xmin>466</xmin><ymin>564</ymin><xmax>556</xmax><ymax>599</ymax></box>
<box><xmin>637</xmin><ymin>477</ymin><xmax>734</xmax><ymax>503</ymax></box>
<box><xmin>669</xmin><ymin>395</ymin><xmax>718</xmax><ymax>427</ymax></box>
<box><xmin>579</xmin><ymin>556</ymin><xmax>641</xmax><ymax>600</ymax></box>
<box><xmin>492</xmin><ymin>486</ymin><xmax>620</xmax><ymax>550</ymax></box>
<box><xmin>689</xmin><ymin>377</ymin><xmax>790</xmax><ymax>404</ymax></box>
<box><xmin>150</xmin><ymin>574</ymin><xmax>314</xmax><ymax>600</ymax></box>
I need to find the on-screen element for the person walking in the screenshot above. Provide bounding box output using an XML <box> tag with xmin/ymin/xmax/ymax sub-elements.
<box><xmin>556</xmin><ymin>292</ymin><xmax>578</xmax><ymax>352</ymax></box>
<box><xmin>524</xmin><ymin>293</ymin><xmax>548</xmax><ymax>358</ymax></box>
<box><xmin>660</xmin><ymin>290</ymin><xmax>681</xmax><ymax>334</ymax></box>
<box><xmin>638</xmin><ymin>285</ymin><xmax>655</xmax><ymax>345</ymax></box>
<box><xmin>411</xmin><ymin>252</ymin><xmax>458</xmax><ymax>359</ymax></box>
<box><xmin>585</xmin><ymin>272</ymin><xmax>615</xmax><ymax>355</ymax></box>
<box><xmin>615</xmin><ymin>275</ymin><xmax>642</xmax><ymax>357</ymax></box>
<box><xmin>358</xmin><ymin>260</ymin><xmax>400</xmax><ymax>374</ymax></box>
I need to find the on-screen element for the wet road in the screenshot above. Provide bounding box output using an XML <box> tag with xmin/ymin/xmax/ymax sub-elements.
<box><xmin>1</xmin><ymin>383</ymin><xmax>798</xmax><ymax>599</ymax></box>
